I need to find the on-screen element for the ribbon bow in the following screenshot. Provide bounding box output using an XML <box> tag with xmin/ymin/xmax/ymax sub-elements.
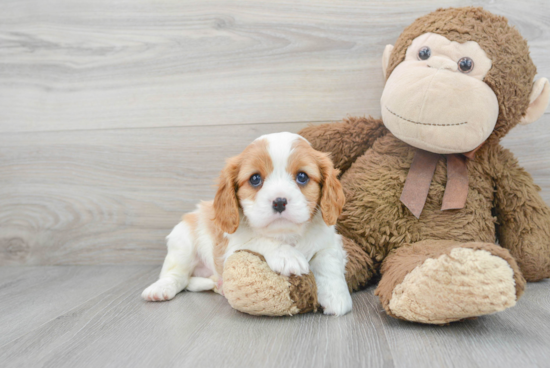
<box><xmin>400</xmin><ymin>147</ymin><xmax>479</xmax><ymax>219</ymax></box>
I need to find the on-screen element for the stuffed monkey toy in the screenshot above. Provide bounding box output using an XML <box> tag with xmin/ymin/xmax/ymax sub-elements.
<box><xmin>221</xmin><ymin>7</ymin><xmax>550</xmax><ymax>324</ymax></box>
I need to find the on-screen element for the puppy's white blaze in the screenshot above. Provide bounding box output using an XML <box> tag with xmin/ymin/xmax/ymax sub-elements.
<box><xmin>255</xmin><ymin>131</ymin><xmax>309</xmax><ymax>146</ymax></box>
<box><xmin>262</xmin><ymin>132</ymin><xmax>299</xmax><ymax>171</ymax></box>
<box><xmin>256</xmin><ymin>132</ymin><xmax>310</xmax><ymax>183</ymax></box>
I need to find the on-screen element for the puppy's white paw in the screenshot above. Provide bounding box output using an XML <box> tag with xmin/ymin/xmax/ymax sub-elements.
<box><xmin>265</xmin><ymin>245</ymin><xmax>309</xmax><ymax>276</ymax></box>
<box><xmin>319</xmin><ymin>285</ymin><xmax>353</xmax><ymax>316</ymax></box>
<box><xmin>141</xmin><ymin>278</ymin><xmax>180</xmax><ymax>301</ymax></box>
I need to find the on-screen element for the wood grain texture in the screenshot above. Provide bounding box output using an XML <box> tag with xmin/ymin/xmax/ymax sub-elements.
<box><xmin>0</xmin><ymin>0</ymin><xmax>548</xmax><ymax>133</ymax></box>
<box><xmin>0</xmin><ymin>266</ymin><xmax>549</xmax><ymax>368</ymax></box>
<box><xmin>0</xmin><ymin>266</ymin><xmax>154</xmax><ymax>346</ymax></box>
<box><xmin>0</xmin><ymin>0</ymin><xmax>549</xmax><ymax>266</ymax></box>
<box><xmin>1</xmin><ymin>117</ymin><xmax>549</xmax><ymax>265</ymax></box>
<box><xmin>0</xmin><ymin>122</ymin><xmax>312</xmax><ymax>265</ymax></box>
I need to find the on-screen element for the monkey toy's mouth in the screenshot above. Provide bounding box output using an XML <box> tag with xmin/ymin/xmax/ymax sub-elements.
<box><xmin>385</xmin><ymin>106</ymin><xmax>468</xmax><ymax>127</ymax></box>
<box><xmin>381</xmin><ymin>100</ymin><xmax>493</xmax><ymax>155</ymax></box>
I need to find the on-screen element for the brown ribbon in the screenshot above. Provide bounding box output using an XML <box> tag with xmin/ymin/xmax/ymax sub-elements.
<box><xmin>400</xmin><ymin>150</ymin><xmax>440</xmax><ymax>219</ymax></box>
<box><xmin>441</xmin><ymin>154</ymin><xmax>469</xmax><ymax>211</ymax></box>
<box><xmin>400</xmin><ymin>146</ymin><xmax>480</xmax><ymax>219</ymax></box>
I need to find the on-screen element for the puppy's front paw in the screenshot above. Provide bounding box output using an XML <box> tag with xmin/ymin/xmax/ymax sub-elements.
<box><xmin>141</xmin><ymin>278</ymin><xmax>180</xmax><ymax>301</ymax></box>
<box><xmin>265</xmin><ymin>245</ymin><xmax>309</xmax><ymax>276</ymax></box>
<box><xmin>319</xmin><ymin>285</ymin><xmax>352</xmax><ymax>316</ymax></box>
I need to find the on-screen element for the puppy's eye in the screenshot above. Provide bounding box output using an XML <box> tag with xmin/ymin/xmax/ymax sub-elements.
<box><xmin>458</xmin><ymin>57</ymin><xmax>474</xmax><ymax>73</ymax></box>
<box><xmin>249</xmin><ymin>174</ymin><xmax>262</xmax><ymax>187</ymax></box>
<box><xmin>418</xmin><ymin>46</ymin><xmax>431</xmax><ymax>60</ymax></box>
<box><xmin>296</xmin><ymin>172</ymin><xmax>309</xmax><ymax>185</ymax></box>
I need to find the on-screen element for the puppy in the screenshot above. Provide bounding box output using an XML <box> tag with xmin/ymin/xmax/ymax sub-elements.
<box><xmin>142</xmin><ymin>132</ymin><xmax>352</xmax><ymax>315</ymax></box>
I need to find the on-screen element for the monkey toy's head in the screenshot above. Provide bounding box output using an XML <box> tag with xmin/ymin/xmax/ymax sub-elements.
<box><xmin>380</xmin><ymin>7</ymin><xmax>549</xmax><ymax>154</ymax></box>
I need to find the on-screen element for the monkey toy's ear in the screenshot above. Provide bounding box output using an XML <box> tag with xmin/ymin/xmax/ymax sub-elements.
<box><xmin>382</xmin><ymin>44</ymin><xmax>394</xmax><ymax>80</ymax></box>
<box><xmin>520</xmin><ymin>78</ymin><xmax>550</xmax><ymax>125</ymax></box>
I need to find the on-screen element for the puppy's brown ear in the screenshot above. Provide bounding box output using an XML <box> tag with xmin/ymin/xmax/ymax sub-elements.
<box><xmin>318</xmin><ymin>153</ymin><xmax>346</xmax><ymax>226</ymax></box>
<box><xmin>213</xmin><ymin>156</ymin><xmax>241</xmax><ymax>234</ymax></box>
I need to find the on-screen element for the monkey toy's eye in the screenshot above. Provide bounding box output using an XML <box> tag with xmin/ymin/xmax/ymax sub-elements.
<box><xmin>296</xmin><ymin>172</ymin><xmax>309</xmax><ymax>185</ymax></box>
<box><xmin>418</xmin><ymin>46</ymin><xmax>431</xmax><ymax>60</ymax></box>
<box><xmin>458</xmin><ymin>57</ymin><xmax>474</xmax><ymax>73</ymax></box>
<box><xmin>249</xmin><ymin>174</ymin><xmax>262</xmax><ymax>187</ymax></box>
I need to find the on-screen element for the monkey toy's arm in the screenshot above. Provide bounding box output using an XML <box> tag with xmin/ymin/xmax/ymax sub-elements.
<box><xmin>493</xmin><ymin>147</ymin><xmax>550</xmax><ymax>281</ymax></box>
<box><xmin>299</xmin><ymin>116</ymin><xmax>388</xmax><ymax>174</ymax></box>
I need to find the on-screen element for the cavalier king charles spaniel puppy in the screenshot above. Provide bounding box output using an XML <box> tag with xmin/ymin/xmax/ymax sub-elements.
<box><xmin>142</xmin><ymin>132</ymin><xmax>352</xmax><ymax>316</ymax></box>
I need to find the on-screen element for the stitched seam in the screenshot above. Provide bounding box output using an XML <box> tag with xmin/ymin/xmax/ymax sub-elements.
<box><xmin>418</xmin><ymin>68</ymin><xmax>438</xmax><ymax>123</ymax></box>
<box><xmin>386</xmin><ymin>106</ymin><xmax>467</xmax><ymax>127</ymax></box>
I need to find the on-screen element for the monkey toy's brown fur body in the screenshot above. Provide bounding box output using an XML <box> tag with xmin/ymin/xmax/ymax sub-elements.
<box><xmin>300</xmin><ymin>117</ymin><xmax>549</xmax><ymax>321</ymax></box>
<box><xmin>221</xmin><ymin>7</ymin><xmax>550</xmax><ymax>323</ymax></box>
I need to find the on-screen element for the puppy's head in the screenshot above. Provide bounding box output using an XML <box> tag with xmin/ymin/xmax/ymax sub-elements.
<box><xmin>213</xmin><ymin>132</ymin><xmax>345</xmax><ymax>235</ymax></box>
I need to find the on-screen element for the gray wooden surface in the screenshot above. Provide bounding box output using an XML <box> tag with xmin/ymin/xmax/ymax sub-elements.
<box><xmin>0</xmin><ymin>266</ymin><xmax>549</xmax><ymax>368</ymax></box>
<box><xmin>1</xmin><ymin>0</ymin><xmax>549</xmax><ymax>265</ymax></box>
<box><xmin>1</xmin><ymin>1</ymin><xmax>550</xmax><ymax>367</ymax></box>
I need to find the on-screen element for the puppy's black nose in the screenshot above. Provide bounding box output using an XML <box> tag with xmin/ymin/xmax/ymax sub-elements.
<box><xmin>272</xmin><ymin>197</ymin><xmax>287</xmax><ymax>213</ymax></box>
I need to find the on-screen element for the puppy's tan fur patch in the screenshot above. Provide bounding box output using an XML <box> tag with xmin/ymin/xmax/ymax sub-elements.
<box><xmin>213</xmin><ymin>156</ymin><xmax>241</xmax><ymax>234</ymax></box>
<box><xmin>236</xmin><ymin>139</ymin><xmax>274</xmax><ymax>187</ymax></box>
<box><xmin>237</xmin><ymin>139</ymin><xmax>274</xmax><ymax>203</ymax></box>
<box><xmin>182</xmin><ymin>212</ymin><xmax>198</xmax><ymax>233</ymax></box>
<box><xmin>200</xmin><ymin>201</ymin><xmax>229</xmax><ymax>276</ymax></box>
<box><xmin>288</xmin><ymin>139</ymin><xmax>345</xmax><ymax>226</ymax></box>
<box><xmin>287</xmin><ymin>139</ymin><xmax>323</xmax><ymax>217</ymax></box>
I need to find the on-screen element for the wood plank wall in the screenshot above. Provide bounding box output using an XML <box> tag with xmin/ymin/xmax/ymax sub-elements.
<box><xmin>1</xmin><ymin>0</ymin><xmax>549</xmax><ymax>265</ymax></box>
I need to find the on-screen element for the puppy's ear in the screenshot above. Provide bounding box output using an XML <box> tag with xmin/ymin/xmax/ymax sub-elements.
<box><xmin>213</xmin><ymin>156</ymin><xmax>241</xmax><ymax>234</ymax></box>
<box><xmin>317</xmin><ymin>153</ymin><xmax>345</xmax><ymax>226</ymax></box>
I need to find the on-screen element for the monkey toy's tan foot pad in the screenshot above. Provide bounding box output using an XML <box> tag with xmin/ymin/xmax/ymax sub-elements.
<box><xmin>222</xmin><ymin>250</ymin><xmax>318</xmax><ymax>316</ymax></box>
<box><xmin>375</xmin><ymin>240</ymin><xmax>526</xmax><ymax>324</ymax></box>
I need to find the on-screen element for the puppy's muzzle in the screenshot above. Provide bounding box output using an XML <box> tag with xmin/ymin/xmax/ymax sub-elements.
<box><xmin>272</xmin><ymin>197</ymin><xmax>287</xmax><ymax>213</ymax></box>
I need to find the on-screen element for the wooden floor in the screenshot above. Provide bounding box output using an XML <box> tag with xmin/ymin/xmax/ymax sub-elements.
<box><xmin>0</xmin><ymin>266</ymin><xmax>549</xmax><ymax>368</ymax></box>
<box><xmin>1</xmin><ymin>0</ymin><xmax>550</xmax><ymax>367</ymax></box>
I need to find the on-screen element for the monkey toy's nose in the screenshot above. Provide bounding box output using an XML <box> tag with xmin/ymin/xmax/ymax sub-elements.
<box><xmin>426</xmin><ymin>56</ymin><xmax>457</xmax><ymax>72</ymax></box>
<box><xmin>272</xmin><ymin>197</ymin><xmax>287</xmax><ymax>213</ymax></box>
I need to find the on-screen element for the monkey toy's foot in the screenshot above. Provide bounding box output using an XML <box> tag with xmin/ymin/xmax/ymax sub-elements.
<box><xmin>375</xmin><ymin>240</ymin><xmax>526</xmax><ymax>324</ymax></box>
<box><xmin>222</xmin><ymin>250</ymin><xmax>318</xmax><ymax>316</ymax></box>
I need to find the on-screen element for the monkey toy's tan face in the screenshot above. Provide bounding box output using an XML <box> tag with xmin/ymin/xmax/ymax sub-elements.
<box><xmin>381</xmin><ymin>33</ymin><xmax>498</xmax><ymax>154</ymax></box>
